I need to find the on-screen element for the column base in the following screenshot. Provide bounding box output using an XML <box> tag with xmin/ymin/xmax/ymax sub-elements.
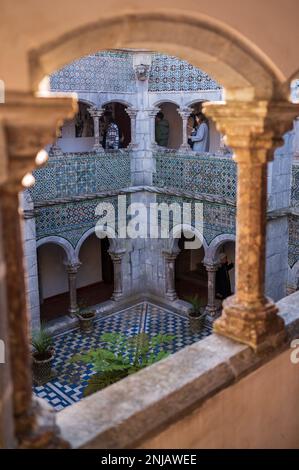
<box><xmin>179</xmin><ymin>144</ymin><xmax>191</xmax><ymax>152</ymax></box>
<box><xmin>205</xmin><ymin>305</ymin><xmax>220</xmax><ymax>318</ymax></box>
<box><xmin>68</xmin><ymin>308</ymin><xmax>79</xmax><ymax>317</ymax></box>
<box><xmin>92</xmin><ymin>145</ymin><xmax>104</xmax><ymax>152</ymax></box>
<box><xmin>165</xmin><ymin>291</ymin><xmax>178</xmax><ymax>302</ymax></box>
<box><xmin>18</xmin><ymin>398</ymin><xmax>70</xmax><ymax>449</ymax></box>
<box><xmin>213</xmin><ymin>295</ymin><xmax>287</xmax><ymax>352</ymax></box>
<box><xmin>111</xmin><ymin>292</ymin><xmax>123</xmax><ymax>301</ymax></box>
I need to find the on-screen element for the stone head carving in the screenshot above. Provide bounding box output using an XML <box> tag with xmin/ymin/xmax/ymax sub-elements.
<box><xmin>134</xmin><ymin>64</ymin><xmax>150</xmax><ymax>81</ymax></box>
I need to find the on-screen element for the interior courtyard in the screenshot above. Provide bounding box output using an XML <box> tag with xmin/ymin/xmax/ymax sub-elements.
<box><xmin>1</xmin><ymin>0</ymin><xmax>299</xmax><ymax>451</ymax></box>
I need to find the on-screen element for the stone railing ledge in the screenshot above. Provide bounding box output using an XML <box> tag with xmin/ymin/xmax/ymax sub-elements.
<box><xmin>57</xmin><ymin>293</ymin><xmax>299</xmax><ymax>449</ymax></box>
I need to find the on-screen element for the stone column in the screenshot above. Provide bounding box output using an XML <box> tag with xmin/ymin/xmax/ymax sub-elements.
<box><xmin>50</xmin><ymin>126</ymin><xmax>63</xmax><ymax>156</ymax></box>
<box><xmin>204</xmin><ymin>99</ymin><xmax>299</xmax><ymax>351</ymax></box>
<box><xmin>178</xmin><ymin>107</ymin><xmax>193</xmax><ymax>151</ymax></box>
<box><xmin>163</xmin><ymin>250</ymin><xmax>180</xmax><ymax>301</ymax></box>
<box><xmin>22</xmin><ymin>204</ymin><xmax>41</xmax><ymax>331</ymax></box>
<box><xmin>65</xmin><ymin>263</ymin><xmax>81</xmax><ymax>316</ymax></box>
<box><xmin>0</xmin><ymin>91</ymin><xmax>76</xmax><ymax>448</ymax></box>
<box><xmin>125</xmin><ymin>107</ymin><xmax>138</xmax><ymax>149</ymax></box>
<box><xmin>204</xmin><ymin>262</ymin><xmax>219</xmax><ymax>317</ymax></box>
<box><xmin>88</xmin><ymin>106</ymin><xmax>104</xmax><ymax>151</ymax></box>
<box><xmin>109</xmin><ymin>249</ymin><xmax>126</xmax><ymax>301</ymax></box>
<box><xmin>148</xmin><ymin>107</ymin><xmax>160</xmax><ymax>148</ymax></box>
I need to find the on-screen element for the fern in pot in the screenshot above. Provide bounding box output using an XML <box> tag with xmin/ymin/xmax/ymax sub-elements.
<box><xmin>187</xmin><ymin>295</ymin><xmax>206</xmax><ymax>332</ymax></box>
<box><xmin>31</xmin><ymin>326</ymin><xmax>55</xmax><ymax>385</ymax></box>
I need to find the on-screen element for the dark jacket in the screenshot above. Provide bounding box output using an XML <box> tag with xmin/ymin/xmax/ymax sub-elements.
<box><xmin>155</xmin><ymin>119</ymin><xmax>169</xmax><ymax>147</ymax></box>
<box><xmin>216</xmin><ymin>262</ymin><xmax>234</xmax><ymax>299</ymax></box>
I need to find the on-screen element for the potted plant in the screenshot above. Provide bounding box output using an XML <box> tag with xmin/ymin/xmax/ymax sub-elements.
<box><xmin>31</xmin><ymin>326</ymin><xmax>55</xmax><ymax>385</ymax></box>
<box><xmin>70</xmin><ymin>332</ymin><xmax>175</xmax><ymax>396</ymax></box>
<box><xmin>187</xmin><ymin>295</ymin><xmax>206</xmax><ymax>332</ymax></box>
<box><xmin>77</xmin><ymin>300</ymin><xmax>96</xmax><ymax>333</ymax></box>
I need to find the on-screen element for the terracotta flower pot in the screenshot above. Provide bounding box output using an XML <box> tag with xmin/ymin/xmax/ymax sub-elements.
<box><xmin>32</xmin><ymin>348</ymin><xmax>55</xmax><ymax>385</ymax></box>
<box><xmin>78</xmin><ymin>311</ymin><xmax>96</xmax><ymax>333</ymax></box>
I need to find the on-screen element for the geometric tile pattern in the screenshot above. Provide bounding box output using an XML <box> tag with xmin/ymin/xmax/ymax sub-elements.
<box><xmin>36</xmin><ymin>196</ymin><xmax>120</xmax><ymax>247</ymax></box>
<box><xmin>30</xmin><ymin>151</ymin><xmax>131</xmax><ymax>202</ymax></box>
<box><xmin>154</xmin><ymin>151</ymin><xmax>237</xmax><ymax>200</ymax></box>
<box><xmin>49</xmin><ymin>51</ymin><xmax>220</xmax><ymax>94</ymax></box>
<box><xmin>288</xmin><ymin>214</ymin><xmax>299</xmax><ymax>268</ymax></box>
<box><xmin>34</xmin><ymin>302</ymin><xmax>213</xmax><ymax>411</ymax></box>
<box><xmin>50</xmin><ymin>51</ymin><xmax>137</xmax><ymax>93</ymax></box>
<box><xmin>156</xmin><ymin>194</ymin><xmax>236</xmax><ymax>245</ymax></box>
<box><xmin>149</xmin><ymin>53</ymin><xmax>221</xmax><ymax>92</ymax></box>
<box><xmin>291</xmin><ymin>164</ymin><xmax>299</xmax><ymax>207</ymax></box>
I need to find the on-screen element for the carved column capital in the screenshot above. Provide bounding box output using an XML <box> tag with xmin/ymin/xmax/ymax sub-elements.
<box><xmin>177</xmin><ymin>106</ymin><xmax>193</xmax><ymax>120</ymax></box>
<box><xmin>65</xmin><ymin>262</ymin><xmax>81</xmax><ymax>275</ymax></box>
<box><xmin>108</xmin><ymin>249</ymin><xmax>126</xmax><ymax>263</ymax></box>
<box><xmin>203</xmin><ymin>262</ymin><xmax>220</xmax><ymax>272</ymax></box>
<box><xmin>87</xmin><ymin>106</ymin><xmax>104</xmax><ymax>118</ymax></box>
<box><xmin>0</xmin><ymin>92</ymin><xmax>77</xmax><ymax>192</ymax></box>
<box><xmin>125</xmin><ymin>107</ymin><xmax>138</xmax><ymax>119</ymax></box>
<box><xmin>203</xmin><ymin>100</ymin><xmax>299</xmax><ymax>163</ymax></box>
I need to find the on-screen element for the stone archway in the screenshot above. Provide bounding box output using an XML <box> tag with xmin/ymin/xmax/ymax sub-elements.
<box><xmin>29</xmin><ymin>12</ymin><xmax>284</xmax><ymax>100</ymax></box>
<box><xmin>1</xmin><ymin>9</ymin><xmax>299</xmax><ymax>449</ymax></box>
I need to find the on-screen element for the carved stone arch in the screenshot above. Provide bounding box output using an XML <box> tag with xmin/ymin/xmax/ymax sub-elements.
<box><xmin>29</xmin><ymin>11</ymin><xmax>284</xmax><ymax>100</ymax></box>
<box><xmin>169</xmin><ymin>223</ymin><xmax>208</xmax><ymax>254</ymax></box>
<box><xmin>74</xmin><ymin>226</ymin><xmax>117</xmax><ymax>260</ymax></box>
<box><xmin>205</xmin><ymin>233</ymin><xmax>236</xmax><ymax>263</ymax></box>
<box><xmin>36</xmin><ymin>236</ymin><xmax>78</xmax><ymax>264</ymax></box>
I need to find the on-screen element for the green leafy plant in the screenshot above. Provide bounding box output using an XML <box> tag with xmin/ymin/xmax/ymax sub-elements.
<box><xmin>70</xmin><ymin>332</ymin><xmax>175</xmax><ymax>396</ymax></box>
<box><xmin>31</xmin><ymin>326</ymin><xmax>53</xmax><ymax>359</ymax></box>
<box><xmin>187</xmin><ymin>295</ymin><xmax>205</xmax><ymax>317</ymax></box>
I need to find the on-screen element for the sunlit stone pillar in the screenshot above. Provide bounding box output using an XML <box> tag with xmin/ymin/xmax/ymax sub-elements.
<box><xmin>109</xmin><ymin>249</ymin><xmax>126</xmax><ymax>301</ymax></box>
<box><xmin>126</xmin><ymin>107</ymin><xmax>138</xmax><ymax>149</ymax></box>
<box><xmin>163</xmin><ymin>249</ymin><xmax>180</xmax><ymax>301</ymax></box>
<box><xmin>0</xmin><ymin>92</ymin><xmax>76</xmax><ymax>447</ymax></box>
<box><xmin>204</xmin><ymin>100</ymin><xmax>299</xmax><ymax>351</ymax></box>
<box><xmin>88</xmin><ymin>106</ymin><xmax>104</xmax><ymax>151</ymax></box>
<box><xmin>178</xmin><ymin>107</ymin><xmax>193</xmax><ymax>151</ymax></box>
<box><xmin>204</xmin><ymin>262</ymin><xmax>219</xmax><ymax>317</ymax></box>
<box><xmin>65</xmin><ymin>263</ymin><xmax>81</xmax><ymax>316</ymax></box>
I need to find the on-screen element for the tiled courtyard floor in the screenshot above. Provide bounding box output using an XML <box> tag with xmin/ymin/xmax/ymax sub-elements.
<box><xmin>34</xmin><ymin>302</ymin><xmax>213</xmax><ymax>411</ymax></box>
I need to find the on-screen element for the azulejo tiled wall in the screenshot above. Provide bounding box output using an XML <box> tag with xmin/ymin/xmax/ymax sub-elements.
<box><xmin>30</xmin><ymin>151</ymin><xmax>131</xmax><ymax>202</ymax></box>
<box><xmin>156</xmin><ymin>194</ymin><xmax>236</xmax><ymax>245</ymax></box>
<box><xmin>291</xmin><ymin>164</ymin><xmax>299</xmax><ymax>207</ymax></box>
<box><xmin>50</xmin><ymin>51</ymin><xmax>221</xmax><ymax>94</ymax></box>
<box><xmin>149</xmin><ymin>54</ymin><xmax>220</xmax><ymax>92</ymax></box>
<box><xmin>153</xmin><ymin>152</ymin><xmax>236</xmax><ymax>200</ymax></box>
<box><xmin>50</xmin><ymin>51</ymin><xmax>136</xmax><ymax>93</ymax></box>
<box><xmin>35</xmin><ymin>196</ymin><xmax>121</xmax><ymax>247</ymax></box>
<box><xmin>288</xmin><ymin>214</ymin><xmax>299</xmax><ymax>268</ymax></box>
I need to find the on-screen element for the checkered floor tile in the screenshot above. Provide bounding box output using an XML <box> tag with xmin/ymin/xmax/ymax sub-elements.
<box><xmin>34</xmin><ymin>302</ymin><xmax>212</xmax><ymax>411</ymax></box>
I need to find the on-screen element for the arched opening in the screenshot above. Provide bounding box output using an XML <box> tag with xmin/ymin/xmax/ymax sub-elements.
<box><xmin>57</xmin><ymin>100</ymin><xmax>95</xmax><ymax>153</ymax></box>
<box><xmin>77</xmin><ymin>234</ymin><xmax>114</xmax><ymax>307</ymax></box>
<box><xmin>175</xmin><ymin>233</ymin><xmax>207</xmax><ymax>303</ymax></box>
<box><xmin>37</xmin><ymin>243</ymin><xmax>69</xmax><ymax>322</ymax></box>
<box><xmin>102</xmin><ymin>102</ymin><xmax>131</xmax><ymax>149</ymax></box>
<box><xmin>215</xmin><ymin>240</ymin><xmax>236</xmax><ymax>298</ymax></box>
<box><xmin>186</xmin><ymin>101</ymin><xmax>223</xmax><ymax>154</ymax></box>
<box><xmin>155</xmin><ymin>102</ymin><xmax>181</xmax><ymax>149</ymax></box>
